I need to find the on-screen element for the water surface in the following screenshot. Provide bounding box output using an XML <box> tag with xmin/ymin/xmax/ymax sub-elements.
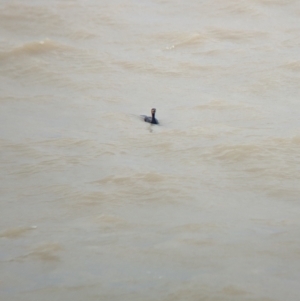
<box><xmin>1</xmin><ymin>0</ymin><xmax>300</xmax><ymax>300</ymax></box>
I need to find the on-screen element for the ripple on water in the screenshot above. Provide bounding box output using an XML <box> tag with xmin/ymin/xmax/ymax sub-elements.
<box><xmin>0</xmin><ymin>226</ymin><xmax>36</xmax><ymax>239</ymax></box>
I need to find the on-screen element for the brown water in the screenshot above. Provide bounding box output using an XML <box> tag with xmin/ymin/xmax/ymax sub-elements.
<box><xmin>1</xmin><ymin>0</ymin><xmax>300</xmax><ymax>300</ymax></box>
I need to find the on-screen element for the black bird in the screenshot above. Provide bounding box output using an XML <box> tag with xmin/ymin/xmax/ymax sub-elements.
<box><xmin>141</xmin><ymin>108</ymin><xmax>159</xmax><ymax>125</ymax></box>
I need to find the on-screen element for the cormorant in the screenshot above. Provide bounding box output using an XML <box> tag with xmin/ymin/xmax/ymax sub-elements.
<box><xmin>141</xmin><ymin>108</ymin><xmax>159</xmax><ymax>125</ymax></box>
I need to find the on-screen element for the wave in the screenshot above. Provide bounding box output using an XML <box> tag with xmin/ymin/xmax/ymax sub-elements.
<box><xmin>214</xmin><ymin>0</ymin><xmax>262</xmax><ymax>15</ymax></box>
<box><xmin>158</xmin><ymin>32</ymin><xmax>208</xmax><ymax>49</ymax></box>
<box><xmin>93</xmin><ymin>171</ymin><xmax>189</xmax><ymax>204</ymax></box>
<box><xmin>191</xmin><ymin>99</ymin><xmax>257</xmax><ymax>111</ymax></box>
<box><xmin>0</xmin><ymin>39</ymin><xmax>70</xmax><ymax>60</ymax></box>
<box><xmin>0</xmin><ymin>226</ymin><xmax>36</xmax><ymax>239</ymax></box>
<box><xmin>112</xmin><ymin>59</ymin><xmax>182</xmax><ymax>77</ymax></box>
<box><xmin>281</xmin><ymin>60</ymin><xmax>300</xmax><ymax>72</ymax></box>
<box><xmin>198</xmin><ymin>136</ymin><xmax>300</xmax><ymax>186</ymax></box>
<box><xmin>0</xmin><ymin>3</ymin><xmax>65</xmax><ymax>35</ymax></box>
<box><xmin>0</xmin><ymin>39</ymin><xmax>106</xmax><ymax>91</ymax></box>
<box><xmin>112</xmin><ymin>57</ymin><xmax>225</xmax><ymax>78</ymax></box>
<box><xmin>154</xmin><ymin>28</ymin><xmax>267</xmax><ymax>54</ymax></box>
<box><xmin>255</xmin><ymin>0</ymin><xmax>296</xmax><ymax>6</ymax></box>
<box><xmin>208</xmin><ymin>28</ymin><xmax>268</xmax><ymax>42</ymax></box>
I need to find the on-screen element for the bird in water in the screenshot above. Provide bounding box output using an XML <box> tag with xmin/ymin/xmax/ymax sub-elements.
<box><xmin>141</xmin><ymin>108</ymin><xmax>159</xmax><ymax>125</ymax></box>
